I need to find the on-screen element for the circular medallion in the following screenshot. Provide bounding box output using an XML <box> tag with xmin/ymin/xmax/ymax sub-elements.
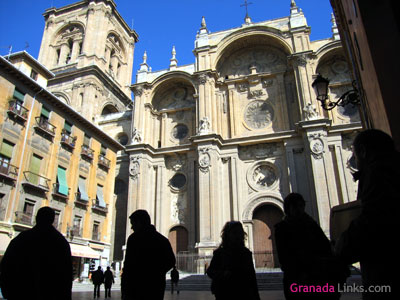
<box><xmin>172</xmin><ymin>124</ymin><xmax>189</xmax><ymax>140</ymax></box>
<box><xmin>244</xmin><ymin>100</ymin><xmax>274</xmax><ymax>129</ymax></box>
<box><xmin>247</xmin><ymin>162</ymin><xmax>279</xmax><ymax>191</ymax></box>
<box><xmin>310</xmin><ymin>138</ymin><xmax>324</xmax><ymax>158</ymax></box>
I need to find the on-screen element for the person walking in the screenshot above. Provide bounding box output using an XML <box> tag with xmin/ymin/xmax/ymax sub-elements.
<box><xmin>336</xmin><ymin>129</ymin><xmax>399</xmax><ymax>300</ymax></box>
<box><xmin>0</xmin><ymin>206</ymin><xmax>72</xmax><ymax>300</ymax></box>
<box><xmin>121</xmin><ymin>209</ymin><xmax>176</xmax><ymax>300</ymax></box>
<box><xmin>170</xmin><ymin>266</ymin><xmax>180</xmax><ymax>294</ymax></box>
<box><xmin>206</xmin><ymin>221</ymin><xmax>260</xmax><ymax>300</ymax></box>
<box><xmin>92</xmin><ymin>266</ymin><xmax>104</xmax><ymax>298</ymax></box>
<box><xmin>104</xmin><ymin>266</ymin><xmax>115</xmax><ymax>298</ymax></box>
<box><xmin>275</xmin><ymin>193</ymin><xmax>345</xmax><ymax>299</ymax></box>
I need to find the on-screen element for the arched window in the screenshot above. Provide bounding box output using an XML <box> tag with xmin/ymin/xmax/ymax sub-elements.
<box><xmin>101</xmin><ymin>104</ymin><xmax>119</xmax><ymax>116</ymax></box>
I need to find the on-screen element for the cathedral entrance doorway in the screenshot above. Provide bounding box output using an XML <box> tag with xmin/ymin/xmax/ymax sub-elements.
<box><xmin>168</xmin><ymin>225</ymin><xmax>188</xmax><ymax>254</ymax></box>
<box><xmin>252</xmin><ymin>204</ymin><xmax>283</xmax><ymax>268</ymax></box>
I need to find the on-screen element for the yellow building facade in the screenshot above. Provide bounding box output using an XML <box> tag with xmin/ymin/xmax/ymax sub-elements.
<box><xmin>0</xmin><ymin>51</ymin><xmax>123</xmax><ymax>279</ymax></box>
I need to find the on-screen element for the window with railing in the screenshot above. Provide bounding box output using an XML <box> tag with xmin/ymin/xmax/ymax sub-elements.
<box><xmin>8</xmin><ymin>100</ymin><xmax>29</xmax><ymax>121</ymax></box>
<box><xmin>92</xmin><ymin>222</ymin><xmax>100</xmax><ymax>241</ymax></box>
<box><xmin>0</xmin><ymin>157</ymin><xmax>18</xmax><ymax>180</ymax></box>
<box><xmin>81</xmin><ymin>145</ymin><xmax>94</xmax><ymax>161</ymax></box>
<box><xmin>34</xmin><ymin>116</ymin><xmax>56</xmax><ymax>136</ymax></box>
<box><xmin>22</xmin><ymin>171</ymin><xmax>50</xmax><ymax>192</ymax></box>
<box><xmin>98</xmin><ymin>154</ymin><xmax>110</xmax><ymax>170</ymax></box>
<box><xmin>61</xmin><ymin>129</ymin><xmax>77</xmax><ymax>150</ymax></box>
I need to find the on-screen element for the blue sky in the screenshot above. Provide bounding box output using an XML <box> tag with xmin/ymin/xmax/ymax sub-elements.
<box><xmin>0</xmin><ymin>0</ymin><xmax>333</xmax><ymax>82</ymax></box>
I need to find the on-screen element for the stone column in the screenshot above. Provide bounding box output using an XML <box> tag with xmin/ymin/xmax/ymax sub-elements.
<box><xmin>298</xmin><ymin>119</ymin><xmax>332</xmax><ymax>235</ymax></box>
<box><xmin>59</xmin><ymin>43</ymin><xmax>69</xmax><ymax>65</ymax></box>
<box><xmin>227</xmin><ymin>84</ymin><xmax>237</xmax><ymax>138</ymax></box>
<box><xmin>70</xmin><ymin>40</ymin><xmax>80</xmax><ymax>63</ymax></box>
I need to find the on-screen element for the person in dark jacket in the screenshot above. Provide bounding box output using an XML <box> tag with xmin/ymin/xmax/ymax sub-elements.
<box><xmin>336</xmin><ymin>129</ymin><xmax>399</xmax><ymax>300</ymax></box>
<box><xmin>207</xmin><ymin>221</ymin><xmax>260</xmax><ymax>300</ymax></box>
<box><xmin>275</xmin><ymin>193</ymin><xmax>344</xmax><ymax>300</ymax></box>
<box><xmin>0</xmin><ymin>206</ymin><xmax>72</xmax><ymax>300</ymax></box>
<box><xmin>92</xmin><ymin>266</ymin><xmax>104</xmax><ymax>298</ymax></box>
<box><xmin>103</xmin><ymin>266</ymin><xmax>115</xmax><ymax>298</ymax></box>
<box><xmin>121</xmin><ymin>209</ymin><xmax>176</xmax><ymax>300</ymax></box>
<box><xmin>170</xmin><ymin>266</ymin><xmax>180</xmax><ymax>294</ymax></box>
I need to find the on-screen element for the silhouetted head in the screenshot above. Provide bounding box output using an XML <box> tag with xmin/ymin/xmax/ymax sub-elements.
<box><xmin>36</xmin><ymin>206</ymin><xmax>55</xmax><ymax>226</ymax></box>
<box><xmin>107</xmin><ymin>266</ymin><xmax>111</xmax><ymax>270</ymax></box>
<box><xmin>98</xmin><ymin>266</ymin><xmax>101</xmax><ymax>271</ymax></box>
<box><xmin>129</xmin><ymin>209</ymin><xmax>151</xmax><ymax>232</ymax></box>
<box><xmin>353</xmin><ymin>129</ymin><xmax>395</xmax><ymax>171</ymax></box>
<box><xmin>283</xmin><ymin>193</ymin><xmax>306</xmax><ymax>219</ymax></box>
<box><xmin>220</xmin><ymin>221</ymin><xmax>246</xmax><ymax>249</ymax></box>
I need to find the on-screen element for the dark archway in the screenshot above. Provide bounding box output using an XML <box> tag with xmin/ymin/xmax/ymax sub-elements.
<box><xmin>252</xmin><ymin>204</ymin><xmax>283</xmax><ymax>268</ymax></box>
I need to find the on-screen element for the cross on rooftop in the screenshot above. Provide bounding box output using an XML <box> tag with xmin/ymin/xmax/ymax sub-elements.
<box><xmin>240</xmin><ymin>0</ymin><xmax>253</xmax><ymax>18</ymax></box>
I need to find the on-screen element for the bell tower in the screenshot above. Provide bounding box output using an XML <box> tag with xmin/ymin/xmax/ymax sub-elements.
<box><xmin>38</xmin><ymin>0</ymin><xmax>138</xmax><ymax>121</ymax></box>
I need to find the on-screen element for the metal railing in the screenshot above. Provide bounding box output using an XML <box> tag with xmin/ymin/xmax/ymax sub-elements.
<box><xmin>174</xmin><ymin>251</ymin><xmax>281</xmax><ymax>274</ymax></box>
<box><xmin>98</xmin><ymin>154</ymin><xmax>110</xmax><ymax>169</ymax></box>
<box><xmin>22</xmin><ymin>171</ymin><xmax>50</xmax><ymax>191</ymax></box>
<box><xmin>75</xmin><ymin>192</ymin><xmax>89</xmax><ymax>206</ymax></box>
<box><xmin>61</xmin><ymin>129</ymin><xmax>77</xmax><ymax>149</ymax></box>
<box><xmin>52</xmin><ymin>183</ymin><xmax>69</xmax><ymax>199</ymax></box>
<box><xmin>0</xmin><ymin>158</ymin><xmax>18</xmax><ymax>179</ymax></box>
<box><xmin>92</xmin><ymin>200</ymin><xmax>108</xmax><ymax>213</ymax></box>
<box><xmin>34</xmin><ymin>116</ymin><xmax>56</xmax><ymax>136</ymax></box>
<box><xmin>8</xmin><ymin>100</ymin><xmax>29</xmax><ymax>119</ymax></box>
<box><xmin>15</xmin><ymin>211</ymin><xmax>33</xmax><ymax>226</ymax></box>
<box><xmin>81</xmin><ymin>145</ymin><xmax>94</xmax><ymax>160</ymax></box>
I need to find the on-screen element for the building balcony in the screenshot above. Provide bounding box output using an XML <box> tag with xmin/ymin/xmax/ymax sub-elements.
<box><xmin>61</xmin><ymin>130</ymin><xmax>77</xmax><ymax>151</ymax></box>
<box><xmin>7</xmin><ymin>100</ymin><xmax>29</xmax><ymax>124</ymax></box>
<box><xmin>91</xmin><ymin>200</ymin><xmax>108</xmax><ymax>214</ymax></box>
<box><xmin>33</xmin><ymin>116</ymin><xmax>56</xmax><ymax>139</ymax></box>
<box><xmin>52</xmin><ymin>183</ymin><xmax>70</xmax><ymax>202</ymax></box>
<box><xmin>14</xmin><ymin>211</ymin><xmax>33</xmax><ymax>226</ymax></box>
<box><xmin>75</xmin><ymin>192</ymin><xmax>89</xmax><ymax>208</ymax></box>
<box><xmin>92</xmin><ymin>232</ymin><xmax>101</xmax><ymax>242</ymax></box>
<box><xmin>22</xmin><ymin>171</ymin><xmax>50</xmax><ymax>193</ymax></box>
<box><xmin>81</xmin><ymin>145</ymin><xmax>94</xmax><ymax>161</ymax></box>
<box><xmin>98</xmin><ymin>154</ymin><xmax>110</xmax><ymax>170</ymax></box>
<box><xmin>0</xmin><ymin>158</ymin><xmax>18</xmax><ymax>182</ymax></box>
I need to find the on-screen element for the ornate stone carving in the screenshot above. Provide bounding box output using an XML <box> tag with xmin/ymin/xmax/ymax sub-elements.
<box><xmin>165</xmin><ymin>154</ymin><xmax>187</xmax><ymax>171</ymax></box>
<box><xmin>171</xmin><ymin>194</ymin><xmax>186</xmax><ymax>224</ymax></box>
<box><xmin>247</xmin><ymin>161</ymin><xmax>279</xmax><ymax>191</ymax></box>
<box><xmin>249</xmin><ymin>89</ymin><xmax>264</xmax><ymax>98</ymax></box>
<box><xmin>244</xmin><ymin>100</ymin><xmax>274</xmax><ymax>129</ymax></box>
<box><xmin>303</xmin><ymin>102</ymin><xmax>319</xmax><ymax>120</ymax></box>
<box><xmin>129</xmin><ymin>156</ymin><xmax>140</xmax><ymax>180</ymax></box>
<box><xmin>239</xmin><ymin>143</ymin><xmax>278</xmax><ymax>160</ymax></box>
<box><xmin>309</xmin><ymin>135</ymin><xmax>325</xmax><ymax>159</ymax></box>
<box><xmin>198</xmin><ymin>117</ymin><xmax>210</xmax><ymax>135</ymax></box>
<box><xmin>152</xmin><ymin>86</ymin><xmax>195</xmax><ymax>111</ymax></box>
<box><xmin>131</xmin><ymin>127</ymin><xmax>142</xmax><ymax>144</ymax></box>
<box><xmin>198</xmin><ymin>147</ymin><xmax>211</xmax><ymax>173</ymax></box>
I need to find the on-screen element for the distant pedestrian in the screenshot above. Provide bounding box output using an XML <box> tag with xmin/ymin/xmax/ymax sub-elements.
<box><xmin>207</xmin><ymin>221</ymin><xmax>260</xmax><ymax>300</ymax></box>
<box><xmin>92</xmin><ymin>266</ymin><xmax>104</xmax><ymax>298</ymax></box>
<box><xmin>336</xmin><ymin>129</ymin><xmax>400</xmax><ymax>300</ymax></box>
<box><xmin>104</xmin><ymin>266</ymin><xmax>115</xmax><ymax>298</ymax></box>
<box><xmin>275</xmin><ymin>193</ymin><xmax>345</xmax><ymax>299</ymax></box>
<box><xmin>121</xmin><ymin>209</ymin><xmax>176</xmax><ymax>300</ymax></box>
<box><xmin>0</xmin><ymin>206</ymin><xmax>72</xmax><ymax>300</ymax></box>
<box><xmin>170</xmin><ymin>266</ymin><xmax>180</xmax><ymax>294</ymax></box>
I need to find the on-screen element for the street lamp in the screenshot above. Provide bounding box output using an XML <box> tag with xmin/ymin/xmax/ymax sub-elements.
<box><xmin>312</xmin><ymin>74</ymin><xmax>360</xmax><ymax>110</ymax></box>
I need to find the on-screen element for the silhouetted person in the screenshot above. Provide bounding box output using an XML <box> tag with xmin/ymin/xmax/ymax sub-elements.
<box><xmin>92</xmin><ymin>266</ymin><xmax>104</xmax><ymax>298</ymax></box>
<box><xmin>170</xmin><ymin>266</ymin><xmax>180</xmax><ymax>294</ymax></box>
<box><xmin>121</xmin><ymin>209</ymin><xmax>176</xmax><ymax>300</ymax></box>
<box><xmin>336</xmin><ymin>129</ymin><xmax>399</xmax><ymax>300</ymax></box>
<box><xmin>207</xmin><ymin>221</ymin><xmax>260</xmax><ymax>300</ymax></box>
<box><xmin>0</xmin><ymin>206</ymin><xmax>72</xmax><ymax>300</ymax></box>
<box><xmin>275</xmin><ymin>193</ymin><xmax>344</xmax><ymax>299</ymax></box>
<box><xmin>104</xmin><ymin>266</ymin><xmax>115</xmax><ymax>298</ymax></box>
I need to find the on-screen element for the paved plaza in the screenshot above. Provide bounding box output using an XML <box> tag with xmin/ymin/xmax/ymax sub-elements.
<box><xmin>72</xmin><ymin>290</ymin><xmax>363</xmax><ymax>300</ymax></box>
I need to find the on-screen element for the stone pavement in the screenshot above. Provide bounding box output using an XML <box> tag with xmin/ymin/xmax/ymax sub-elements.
<box><xmin>72</xmin><ymin>290</ymin><xmax>362</xmax><ymax>300</ymax></box>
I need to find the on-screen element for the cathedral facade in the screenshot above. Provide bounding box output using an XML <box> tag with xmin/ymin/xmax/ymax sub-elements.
<box><xmin>127</xmin><ymin>1</ymin><xmax>361</xmax><ymax>268</ymax></box>
<box><xmin>31</xmin><ymin>0</ymin><xmax>361</xmax><ymax>267</ymax></box>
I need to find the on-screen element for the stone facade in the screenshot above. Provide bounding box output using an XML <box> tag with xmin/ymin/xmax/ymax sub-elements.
<box><xmin>127</xmin><ymin>1</ymin><xmax>361</xmax><ymax>267</ymax></box>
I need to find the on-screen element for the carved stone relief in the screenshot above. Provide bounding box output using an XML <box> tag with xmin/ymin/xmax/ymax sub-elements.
<box><xmin>198</xmin><ymin>147</ymin><xmax>211</xmax><ymax>173</ymax></box>
<box><xmin>308</xmin><ymin>133</ymin><xmax>326</xmax><ymax>159</ymax></box>
<box><xmin>129</xmin><ymin>155</ymin><xmax>140</xmax><ymax>180</ymax></box>
<box><xmin>198</xmin><ymin>117</ymin><xmax>210</xmax><ymax>135</ymax></box>
<box><xmin>152</xmin><ymin>85</ymin><xmax>195</xmax><ymax>111</ymax></box>
<box><xmin>165</xmin><ymin>154</ymin><xmax>187</xmax><ymax>171</ymax></box>
<box><xmin>131</xmin><ymin>127</ymin><xmax>142</xmax><ymax>144</ymax></box>
<box><xmin>239</xmin><ymin>143</ymin><xmax>278</xmax><ymax>160</ymax></box>
<box><xmin>171</xmin><ymin>193</ymin><xmax>186</xmax><ymax>224</ymax></box>
<box><xmin>244</xmin><ymin>100</ymin><xmax>274</xmax><ymax>130</ymax></box>
<box><xmin>218</xmin><ymin>46</ymin><xmax>287</xmax><ymax>78</ymax></box>
<box><xmin>247</xmin><ymin>161</ymin><xmax>279</xmax><ymax>191</ymax></box>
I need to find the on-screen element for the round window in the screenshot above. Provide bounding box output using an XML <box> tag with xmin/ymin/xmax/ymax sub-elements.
<box><xmin>172</xmin><ymin>124</ymin><xmax>189</xmax><ymax>140</ymax></box>
<box><xmin>169</xmin><ymin>173</ymin><xmax>187</xmax><ymax>189</ymax></box>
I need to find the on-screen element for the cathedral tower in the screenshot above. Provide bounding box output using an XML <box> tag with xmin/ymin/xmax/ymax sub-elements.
<box><xmin>38</xmin><ymin>0</ymin><xmax>138</xmax><ymax>122</ymax></box>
